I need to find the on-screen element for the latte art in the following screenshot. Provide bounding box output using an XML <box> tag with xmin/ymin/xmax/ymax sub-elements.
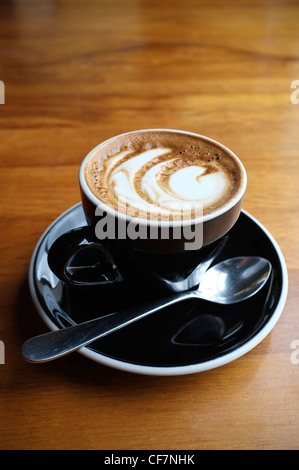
<box><xmin>84</xmin><ymin>131</ymin><xmax>243</xmax><ymax>221</ymax></box>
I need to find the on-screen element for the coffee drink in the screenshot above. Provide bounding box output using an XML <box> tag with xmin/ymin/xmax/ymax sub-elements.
<box><xmin>84</xmin><ymin>130</ymin><xmax>244</xmax><ymax>221</ymax></box>
<box><xmin>48</xmin><ymin>129</ymin><xmax>246</xmax><ymax>295</ymax></box>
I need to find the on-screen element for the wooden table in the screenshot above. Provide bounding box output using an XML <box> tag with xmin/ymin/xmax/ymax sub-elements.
<box><xmin>0</xmin><ymin>0</ymin><xmax>298</xmax><ymax>451</ymax></box>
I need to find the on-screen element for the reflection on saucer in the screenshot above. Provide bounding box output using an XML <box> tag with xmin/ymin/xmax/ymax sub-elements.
<box><xmin>29</xmin><ymin>204</ymin><xmax>288</xmax><ymax>376</ymax></box>
<box><xmin>172</xmin><ymin>314</ymin><xmax>234</xmax><ymax>346</ymax></box>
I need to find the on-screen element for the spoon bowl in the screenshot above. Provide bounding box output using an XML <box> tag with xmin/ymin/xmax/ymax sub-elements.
<box><xmin>22</xmin><ymin>256</ymin><xmax>271</xmax><ymax>363</ymax></box>
<box><xmin>196</xmin><ymin>256</ymin><xmax>271</xmax><ymax>304</ymax></box>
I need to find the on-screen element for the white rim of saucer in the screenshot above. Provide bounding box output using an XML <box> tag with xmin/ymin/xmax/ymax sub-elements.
<box><xmin>79</xmin><ymin>129</ymin><xmax>247</xmax><ymax>228</ymax></box>
<box><xmin>28</xmin><ymin>205</ymin><xmax>288</xmax><ymax>376</ymax></box>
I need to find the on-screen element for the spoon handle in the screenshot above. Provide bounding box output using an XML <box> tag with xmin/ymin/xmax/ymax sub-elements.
<box><xmin>22</xmin><ymin>291</ymin><xmax>193</xmax><ymax>362</ymax></box>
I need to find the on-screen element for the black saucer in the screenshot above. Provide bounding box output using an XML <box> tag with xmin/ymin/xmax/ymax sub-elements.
<box><xmin>28</xmin><ymin>204</ymin><xmax>288</xmax><ymax>375</ymax></box>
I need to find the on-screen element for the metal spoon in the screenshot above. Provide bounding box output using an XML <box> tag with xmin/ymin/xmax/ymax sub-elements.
<box><xmin>22</xmin><ymin>256</ymin><xmax>271</xmax><ymax>363</ymax></box>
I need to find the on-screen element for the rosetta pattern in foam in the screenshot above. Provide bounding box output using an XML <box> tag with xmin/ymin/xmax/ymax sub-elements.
<box><xmin>87</xmin><ymin>144</ymin><xmax>237</xmax><ymax>221</ymax></box>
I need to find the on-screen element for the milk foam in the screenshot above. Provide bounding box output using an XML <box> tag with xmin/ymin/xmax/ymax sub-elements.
<box><xmin>108</xmin><ymin>149</ymin><xmax>230</xmax><ymax>216</ymax></box>
<box><xmin>84</xmin><ymin>131</ymin><xmax>241</xmax><ymax>220</ymax></box>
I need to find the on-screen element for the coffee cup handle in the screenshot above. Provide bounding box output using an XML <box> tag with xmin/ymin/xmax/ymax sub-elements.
<box><xmin>47</xmin><ymin>226</ymin><xmax>122</xmax><ymax>286</ymax></box>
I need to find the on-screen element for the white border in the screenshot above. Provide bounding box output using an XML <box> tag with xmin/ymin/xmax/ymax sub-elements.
<box><xmin>79</xmin><ymin>129</ymin><xmax>247</xmax><ymax>227</ymax></box>
<box><xmin>28</xmin><ymin>205</ymin><xmax>288</xmax><ymax>376</ymax></box>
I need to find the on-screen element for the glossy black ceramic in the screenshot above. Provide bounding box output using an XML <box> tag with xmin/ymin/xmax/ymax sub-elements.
<box><xmin>29</xmin><ymin>204</ymin><xmax>287</xmax><ymax>375</ymax></box>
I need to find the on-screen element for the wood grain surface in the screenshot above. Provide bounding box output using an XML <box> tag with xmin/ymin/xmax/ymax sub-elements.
<box><xmin>0</xmin><ymin>0</ymin><xmax>298</xmax><ymax>450</ymax></box>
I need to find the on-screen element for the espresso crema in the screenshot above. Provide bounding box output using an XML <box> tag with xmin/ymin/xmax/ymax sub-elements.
<box><xmin>84</xmin><ymin>130</ymin><xmax>243</xmax><ymax>221</ymax></box>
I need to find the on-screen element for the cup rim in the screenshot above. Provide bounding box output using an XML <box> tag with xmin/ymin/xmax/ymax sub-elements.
<box><xmin>79</xmin><ymin>129</ymin><xmax>247</xmax><ymax>228</ymax></box>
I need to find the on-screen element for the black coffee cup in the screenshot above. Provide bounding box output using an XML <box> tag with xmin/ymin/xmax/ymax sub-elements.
<box><xmin>48</xmin><ymin>130</ymin><xmax>247</xmax><ymax>295</ymax></box>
